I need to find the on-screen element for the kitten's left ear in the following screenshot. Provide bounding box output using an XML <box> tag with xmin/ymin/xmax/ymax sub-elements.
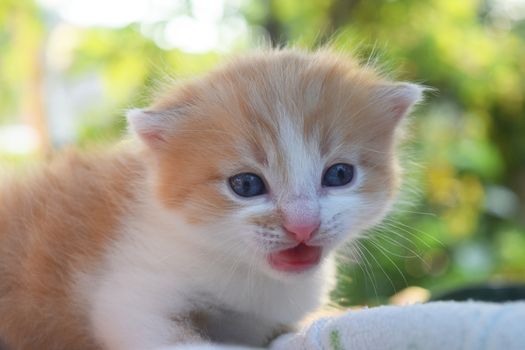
<box><xmin>126</xmin><ymin>108</ymin><xmax>177</xmax><ymax>149</ymax></box>
<box><xmin>377</xmin><ymin>82</ymin><xmax>426</xmax><ymax>122</ymax></box>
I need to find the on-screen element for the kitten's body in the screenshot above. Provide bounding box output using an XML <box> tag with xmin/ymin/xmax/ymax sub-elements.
<box><xmin>0</xmin><ymin>49</ymin><xmax>422</xmax><ymax>350</ymax></box>
<box><xmin>0</xmin><ymin>151</ymin><xmax>143</xmax><ymax>349</ymax></box>
<box><xmin>0</xmin><ymin>149</ymin><xmax>328</xmax><ymax>350</ymax></box>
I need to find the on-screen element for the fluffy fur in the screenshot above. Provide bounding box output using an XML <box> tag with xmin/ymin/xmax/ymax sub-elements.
<box><xmin>0</xmin><ymin>48</ymin><xmax>423</xmax><ymax>350</ymax></box>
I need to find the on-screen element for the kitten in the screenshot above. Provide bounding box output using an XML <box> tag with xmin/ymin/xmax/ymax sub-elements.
<box><xmin>0</xmin><ymin>48</ymin><xmax>423</xmax><ymax>350</ymax></box>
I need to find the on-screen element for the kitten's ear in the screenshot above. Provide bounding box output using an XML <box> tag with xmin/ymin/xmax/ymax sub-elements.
<box><xmin>376</xmin><ymin>82</ymin><xmax>426</xmax><ymax>122</ymax></box>
<box><xmin>126</xmin><ymin>108</ymin><xmax>176</xmax><ymax>149</ymax></box>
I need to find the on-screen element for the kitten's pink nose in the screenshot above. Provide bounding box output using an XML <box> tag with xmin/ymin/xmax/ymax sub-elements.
<box><xmin>283</xmin><ymin>218</ymin><xmax>321</xmax><ymax>243</ymax></box>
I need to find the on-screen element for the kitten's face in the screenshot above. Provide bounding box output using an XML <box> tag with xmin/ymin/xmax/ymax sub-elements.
<box><xmin>128</xmin><ymin>50</ymin><xmax>422</xmax><ymax>278</ymax></box>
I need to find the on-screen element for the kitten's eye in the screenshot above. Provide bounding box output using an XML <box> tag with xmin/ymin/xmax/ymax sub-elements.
<box><xmin>229</xmin><ymin>173</ymin><xmax>266</xmax><ymax>197</ymax></box>
<box><xmin>322</xmin><ymin>163</ymin><xmax>355</xmax><ymax>187</ymax></box>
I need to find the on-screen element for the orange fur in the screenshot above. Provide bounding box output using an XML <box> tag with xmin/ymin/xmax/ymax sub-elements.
<box><xmin>0</xmin><ymin>150</ymin><xmax>144</xmax><ymax>349</ymax></box>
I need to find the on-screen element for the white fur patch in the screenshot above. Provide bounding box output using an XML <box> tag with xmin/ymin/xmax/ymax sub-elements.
<box><xmin>82</xmin><ymin>188</ymin><xmax>331</xmax><ymax>350</ymax></box>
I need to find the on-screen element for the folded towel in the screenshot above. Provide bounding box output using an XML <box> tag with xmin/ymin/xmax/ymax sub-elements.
<box><xmin>270</xmin><ymin>301</ymin><xmax>525</xmax><ymax>350</ymax></box>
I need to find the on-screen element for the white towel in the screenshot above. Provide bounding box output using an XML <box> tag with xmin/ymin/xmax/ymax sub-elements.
<box><xmin>270</xmin><ymin>301</ymin><xmax>525</xmax><ymax>350</ymax></box>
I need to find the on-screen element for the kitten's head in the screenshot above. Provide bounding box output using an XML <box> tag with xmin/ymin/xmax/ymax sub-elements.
<box><xmin>128</xmin><ymin>49</ymin><xmax>423</xmax><ymax>278</ymax></box>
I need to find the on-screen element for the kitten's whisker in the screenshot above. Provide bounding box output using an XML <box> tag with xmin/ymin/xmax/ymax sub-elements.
<box><xmin>358</xmin><ymin>240</ymin><xmax>397</xmax><ymax>294</ymax></box>
<box><xmin>366</xmin><ymin>239</ymin><xmax>408</xmax><ymax>287</ymax></box>
<box><xmin>369</xmin><ymin>229</ymin><xmax>431</xmax><ymax>269</ymax></box>
<box><xmin>385</xmin><ymin>219</ymin><xmax>444</xmax><ymax>247</ymax></box>
<box><xmin>381</xmin><ymin>219</ymin><xmax>433</xmax><ymax>250</ymax></box>
<box><xmin>368</xmin><ymin>233</ymin><xmax>422</xmax><ymax>259</ymax></box>
<box><xmin>390</xmin><ymin>209</ymin><xmax>437</xmax><ymax>218</ymax></box>
<box><xmin>344</xmin><ymin>245</ymin><xmax>373</xmax><ymax>301</ymax></box>
<box><xmin>352</xmin><ymin>242</ymin><xmax>379</xmax><ymax>302</ymax></box>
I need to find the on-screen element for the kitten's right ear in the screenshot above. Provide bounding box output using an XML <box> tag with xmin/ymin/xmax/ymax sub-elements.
<box><xmin>126</xmin><ymin>108</ymin><xmax>175</xmax><ymax>149</ymax></box>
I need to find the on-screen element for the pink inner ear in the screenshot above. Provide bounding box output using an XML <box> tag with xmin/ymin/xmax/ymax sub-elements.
<box><xmin>384</xmin><ymin>83</ymin><xmax>423</xmax><ymax>121</ymax></box>
<box><xmin>390</xmin><ymin>99</ymin><xmax>412</xmax><ymax>121</ymax></box>
<box><xmin>126</xmin><ymin>108</ymin><xmax>171</xmax><ymax>149</ymax></box>
<box><xmin>140</xmin><ymin>131</ymin><xmax>167</xmax><ymax>146</ymax></box>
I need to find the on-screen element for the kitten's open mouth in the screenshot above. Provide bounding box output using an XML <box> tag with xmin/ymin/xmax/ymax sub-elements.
<box><xmin>267</xmin><ymin>244</ymin><xmax>322</xmax><ymax>272</ymax></box>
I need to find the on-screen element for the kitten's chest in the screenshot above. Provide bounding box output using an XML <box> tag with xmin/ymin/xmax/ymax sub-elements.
<box><xmin>189</xmin><ymin>305</ymin><xmax>288</xmax><ymax>347</ymax></box>
<box><xmin>184</xmin><ymin>272</ymin><xmax>325</xmax><ymax>347</ymax></box>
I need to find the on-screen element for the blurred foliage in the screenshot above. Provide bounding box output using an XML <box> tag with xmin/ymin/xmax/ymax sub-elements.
<box><xmin>0</xmin><ymin>0</ymin><xmax>524</xmax><ymax>306</ymax></box>
<box><xmin>0</xmin><ymin>0</ymin><xmax>43</xmax><ymax>122</ymax></box>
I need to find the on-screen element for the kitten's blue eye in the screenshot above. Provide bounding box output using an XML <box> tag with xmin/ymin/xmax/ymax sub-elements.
<box><xmin>322</xmin><ymin>163</ymin><xmax>355</xmax><ymax>187</ymax></box>
<box><xmin>229</xmin><ymin>173</ymin><xmax>266</xmax><ymax>197</ymax></box>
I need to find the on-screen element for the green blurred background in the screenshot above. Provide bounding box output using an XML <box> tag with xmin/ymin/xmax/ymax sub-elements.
<box><xmin>1</xmin><ymin>0</ymin><xmax>524</xmax><ymax>306</ymax></box>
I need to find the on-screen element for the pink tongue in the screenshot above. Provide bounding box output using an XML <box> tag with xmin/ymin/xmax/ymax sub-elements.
<box><xmin>268</xmin><ymin>244</ymin><xmax>322</xmax><ymax>272</ymax></box>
